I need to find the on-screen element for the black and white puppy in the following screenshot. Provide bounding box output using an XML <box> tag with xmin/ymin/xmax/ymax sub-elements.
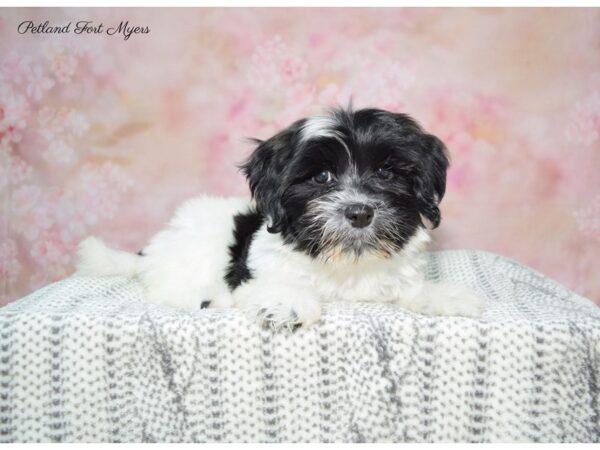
<box><xmin>77</xmin><ymin>107</ymin><xmax>486</xmax><ymax>330</ymax></box>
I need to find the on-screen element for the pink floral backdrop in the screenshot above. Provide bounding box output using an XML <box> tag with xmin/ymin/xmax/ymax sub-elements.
<box><xmin>1</xmin><ymin>7</ymin><xmax>599</xmax><ymax>307</ymax></box>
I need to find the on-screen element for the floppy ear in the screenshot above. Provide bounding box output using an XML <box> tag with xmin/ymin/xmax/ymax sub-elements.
<box><xmin>413</xmin><ymin>133</ymin><xmax>450</xmax><ymax>229</ymax></box>
<box><xmin>240</xmin><ymin>127</ymin><xmax>297</xmax><ymax>233</ymax></box>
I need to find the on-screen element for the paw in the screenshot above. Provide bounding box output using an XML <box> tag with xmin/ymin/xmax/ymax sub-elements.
<box><xmin>422</xmin><ymin>283</ymin><xmax>487</xmax><ymax>318</ymax></box>
<box><xmin>233</xmin><ymin>283</ymin><xmax>322</xmax><ymax>332</ymax></box>
<box><xmin>256</xmin><ymin>307</ymin><xmax>304</xmax><ymax>332</ymax></box>
<box><xmin>435</xmin><ymin>291</ymin><xmax>486</xmax><ymax>318</ymax></box>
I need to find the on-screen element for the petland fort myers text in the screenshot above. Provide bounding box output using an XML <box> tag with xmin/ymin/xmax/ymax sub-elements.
<box><xmin>17</xmin><ymin>20</ymin><xmax>150</xmax><ymax>40</ymax></box>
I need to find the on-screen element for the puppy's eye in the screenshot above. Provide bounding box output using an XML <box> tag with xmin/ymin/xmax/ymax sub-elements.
<box><xmin>376</xmin><ymin>167</ymin><xmax>394</xmax><ymax>180</ymax></box>
<box><xmin>313</xmin><ymin>170</ymin><xmax>334</xmax><ymax>184</ymax></box>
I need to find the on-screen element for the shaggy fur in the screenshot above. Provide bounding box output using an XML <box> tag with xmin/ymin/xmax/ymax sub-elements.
<box><xmin>77</xmin><ymin>107</ymin><xmax>486</xmax><ymax>330</ymax></box>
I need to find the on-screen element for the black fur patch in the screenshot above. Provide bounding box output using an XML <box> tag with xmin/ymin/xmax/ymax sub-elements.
<box><xmin>224</xmin><ymin>209</ymin><xmax>264</xmax><ymax>290</ymax></box>
<box><xmin>200</xmin><ymin>300</ymin><xmax>211</xmax><ymax>309</ymax></box>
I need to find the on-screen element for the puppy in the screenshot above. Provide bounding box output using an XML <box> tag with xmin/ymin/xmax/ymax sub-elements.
<box><xmin>77</xmin><ymin>107</ymin><xmax>486</xmax><ymax>330</ymax></box>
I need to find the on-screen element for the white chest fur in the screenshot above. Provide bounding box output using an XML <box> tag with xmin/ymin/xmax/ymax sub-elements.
<box><xmin>246</xmin><ymin>224</ymin><xmax>432</xmax><ymax>304</ymax></box>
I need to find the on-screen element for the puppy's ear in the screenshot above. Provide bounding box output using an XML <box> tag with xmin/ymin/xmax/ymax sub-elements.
<box><xmin>241</xmin><ymin>127</ymin><xmax>297</xmax><ymax>233</ymax></box>
<box><xmin>413</xmin><ymin>134</ymin><xmax>450</xmax><ymax>229</ymax></box>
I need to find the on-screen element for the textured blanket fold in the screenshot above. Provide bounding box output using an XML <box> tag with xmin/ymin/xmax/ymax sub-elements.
<box><xmin>1</xmin><ymin>250</ymin><xmax>599</xmax><ymax>442</ymax></box>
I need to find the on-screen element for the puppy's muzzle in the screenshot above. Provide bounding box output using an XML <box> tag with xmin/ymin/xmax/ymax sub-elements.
<box><xmin>344</xmin><ymin>203</ymin><xmax>374</xmax><ymax>228</ymax></box>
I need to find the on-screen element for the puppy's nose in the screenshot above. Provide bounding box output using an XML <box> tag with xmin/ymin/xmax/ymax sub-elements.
<box><xmin>344</xmin><ymin>204</ymin><xmax>374</xmax><ymax>228</ymax></box>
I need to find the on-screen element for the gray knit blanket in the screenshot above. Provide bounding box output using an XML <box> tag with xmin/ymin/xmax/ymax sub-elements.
<box><xmin>1</xmin><ymin>250</ymin><xmax>599</xmax><ymax>443</ymax></box>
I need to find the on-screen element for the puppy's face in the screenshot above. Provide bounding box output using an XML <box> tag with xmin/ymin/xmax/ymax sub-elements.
<box><xmin>242</xmin><ymin>108</ymin><xmax>449</xmax><ymax>262</ymax></box>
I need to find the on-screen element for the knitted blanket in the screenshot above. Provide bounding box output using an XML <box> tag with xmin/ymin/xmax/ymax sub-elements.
<box><xmin>1</xmin><ymin>250</ymin><xmax>599</xmax><ymax>443</ymax></box>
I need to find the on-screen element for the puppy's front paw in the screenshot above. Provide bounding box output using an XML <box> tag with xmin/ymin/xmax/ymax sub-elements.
<box><xmin>256</xmin><ymin>307</ymin><xmax>303</xmax><ymax>332</ymax></box>
<box><xmin>251</xmin><ymin>298</ymin><xmax>322</xmax><ymax>332</ymax></box>
<box><xmin>439</xmin><ymin>290</ymin><xmax>487</xmax><ymax>318</ymax></box>
<box><xmin>234</xmin><ymin>283</ymin><xmax>322</xmax><ymax>332</ymax></box>
<box><xmin>420</xmin><ymin>282</ymin><xmax>487</xmax><ymax>318</ymax></box>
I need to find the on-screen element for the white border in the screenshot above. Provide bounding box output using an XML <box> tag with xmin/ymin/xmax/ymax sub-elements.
<box><xmin>1</xmin><ymin>0</ymin><xmax>600</xmax><ymax>8</ymax></box>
